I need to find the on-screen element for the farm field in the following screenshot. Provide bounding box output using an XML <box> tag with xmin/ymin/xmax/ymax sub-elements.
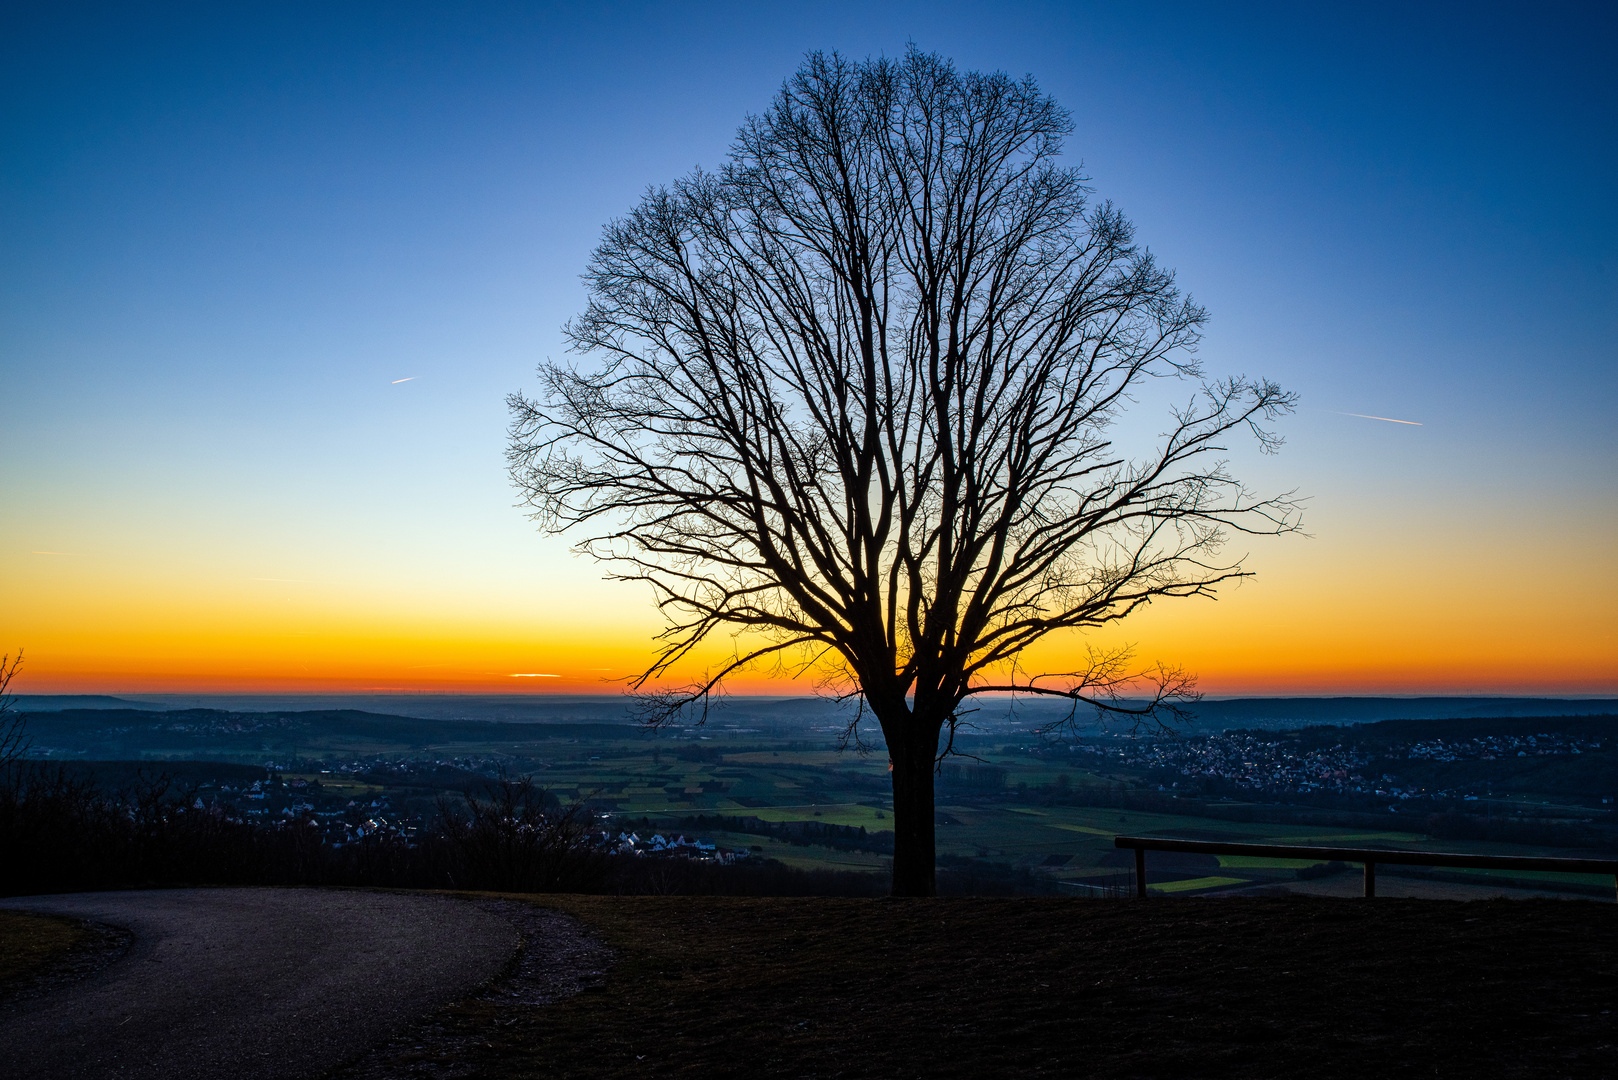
<box><xmin>17</xmin><ymin>706</ymin><xmax>1616</xmax><ymax>899</ymax></box>
<box><xmin>405</xmin><ymin>735</ymin><xmax>1618</xmax><ymax>898</ymax></box>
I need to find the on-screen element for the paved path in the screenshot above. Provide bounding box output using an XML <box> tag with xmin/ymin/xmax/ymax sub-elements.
<box><xmin>0</xmin><ymin>888</ymin><xmax>520</xmax><ymax>1080</ymax></box>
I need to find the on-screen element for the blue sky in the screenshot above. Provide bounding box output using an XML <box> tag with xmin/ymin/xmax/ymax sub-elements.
<box><xmin>2</xmin><ymin>1</ymin><xmax>1614</xmax><ymax>693</ymax></box>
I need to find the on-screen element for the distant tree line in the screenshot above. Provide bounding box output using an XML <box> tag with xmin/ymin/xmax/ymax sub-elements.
<box><xmin>0</xmin><ymin>763</ymin><xmax>1047</xmax><ymax>898</ymax></box>
<box><xmin>0</xmin><ymin>765</ymin><xmax>600</xmax><ymax>897</ymax></box>
<box><xmin>671</xmin><ymin>813</ymin><xmax>895</xmax><ymax>853</ymax></box>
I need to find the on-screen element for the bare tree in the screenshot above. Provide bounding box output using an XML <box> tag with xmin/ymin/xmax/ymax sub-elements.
<box><xmin>0</xmin><ymin>650</ymin><xmax>26</xmax><ymax>771</ymax></box>
<box><xmin>509</xmin><ymin>50</ymin><xmax>1299</xmax><ymax>895</ymax></box>
<box><xmin>436</xmin><ymin>775</ymin><xmax>604</xmax><ymax>893</ymax></box>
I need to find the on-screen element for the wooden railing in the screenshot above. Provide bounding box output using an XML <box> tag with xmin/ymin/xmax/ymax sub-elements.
<box><xmin>1113</xmin><ymin>835</ymin><xmax>1618</xmax><ymax>900</ymax></box>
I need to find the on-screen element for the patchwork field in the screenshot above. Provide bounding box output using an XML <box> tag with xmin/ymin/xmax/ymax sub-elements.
<box><xmin>19</xmin><ymin>706</ymin><xmax>1616</xmax><ymax>899</ymax></box>
<box><xmin>426</xmin><ymin>733</ymin><xmax>1618</xmax><ymax>898</ymax></box>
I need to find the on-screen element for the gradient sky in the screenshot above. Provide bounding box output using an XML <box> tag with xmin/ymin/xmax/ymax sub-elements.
<box><xmin>3</xmin><ymin>2</ymin><xmax>1614</xmax><ymax>696</ymax></box>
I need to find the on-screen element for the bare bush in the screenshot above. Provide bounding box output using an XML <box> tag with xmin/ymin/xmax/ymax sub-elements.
<box><xmin>437</xmin><ymin>775</ymin><xmax>607</xmax><ymax>893</ymax></box>
<box><xmin>0</xmin><ymin>650</ymin><xmax>27</xmax><ymax>772</ymax></box>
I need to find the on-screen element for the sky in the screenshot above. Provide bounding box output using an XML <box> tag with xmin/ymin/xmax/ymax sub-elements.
<box><xmin>2</xmin><ymin>1</ymin><xmax>1614</xmax><ymax>697</ymax></box>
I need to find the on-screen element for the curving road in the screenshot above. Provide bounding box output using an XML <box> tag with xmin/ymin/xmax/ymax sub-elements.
<box><xmin>0</xmin><ymin>888</ymin><xmax>521</xmax><ymax>1080</ymax></box>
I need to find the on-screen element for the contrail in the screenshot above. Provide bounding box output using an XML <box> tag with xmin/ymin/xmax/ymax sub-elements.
<box><xmin>1338</xmin><ymin>411</ymin><xmax>1422</xmax><ymax>426</ymax></box>
<box><xmin>391</xmin><ymin>377</ymin><xmax>416</xmax><ymax>384</ymax></box>
<box><xmin>510</xmin><ymin>673</ymin><xmax>560</xmax><ymax>678</ymax></box>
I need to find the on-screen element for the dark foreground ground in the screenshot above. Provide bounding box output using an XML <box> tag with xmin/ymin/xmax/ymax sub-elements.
<box><xmin>0</xmin><ymin>889</ymin><xmax>518</xmax><ymax>1080</ymax></box>
<box><xmin>7</xmin><ymin>894</ymin><xmax>1612</xmax><ymax>1078</ymax></box>
<box><xmin>339</xmin><ymin>894</ymin><xmax>1615</xmax><ymax>1080</ymax></box>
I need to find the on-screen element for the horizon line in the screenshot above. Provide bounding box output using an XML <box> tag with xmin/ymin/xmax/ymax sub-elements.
<box><xmin>14</xmin><ymin>690</ymin><xmax>1618</xmax><ymax>701</ymax></box>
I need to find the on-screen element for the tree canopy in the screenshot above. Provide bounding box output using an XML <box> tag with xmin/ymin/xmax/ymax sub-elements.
<box><xmin>509</xmin><ymin>49</ymin><xmax>1299</xmax><ymax>893</ymax></box>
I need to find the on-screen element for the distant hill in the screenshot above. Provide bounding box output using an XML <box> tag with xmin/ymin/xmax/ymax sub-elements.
<box><xmin>14</xmin><ymin>695</ymin><xmax>1617</xmax><ymax>753</ymax></box>
<box><xmin>11</xmin><ymin>695</ymin><xmax>169</xmax><ymax>712</ymax></box>
<box><xmin>1181</xmin><ymin>697</ymin><xmax>1618</xmax><ymax>731</ymax></box>
<box><xmin>19</xmin><ymin>694</ymin><xmax>645</xmax><ymax>724</ymax></box>
<box><xmin>1265</xmin><ymin>712</ymin><xmax>1618</xmax><ymax>743</ymax></box>
<box><xmin>12</xmin><ymin>707</ymin><xmax>638</xmax><ymax>760</ymax></box>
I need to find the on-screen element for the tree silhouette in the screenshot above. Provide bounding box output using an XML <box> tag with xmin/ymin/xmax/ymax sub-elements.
<box><xmin>0</xmin><ymin>650</ymin><xmax>26</xmax><ymax>771</ymax></box>
<box><xmin>509</xmin><ymin>49</ymin><xmax>1299</xmax><ymax>895</ymax></box>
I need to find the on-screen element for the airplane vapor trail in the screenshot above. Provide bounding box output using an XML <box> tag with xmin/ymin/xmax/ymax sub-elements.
<box><xmin>391</xmin><ymin>377</ymin><xmax>416</xmax><ymax>384</ymax></box>
<box><xmin>1338</xmin><ymin>411</ymin><xmax>1422</xmax><ymax>426</ymax></box>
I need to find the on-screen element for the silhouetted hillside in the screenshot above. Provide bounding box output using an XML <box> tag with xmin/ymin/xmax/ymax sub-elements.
<box><xmin>11</xmin><ymin>695</ymin><xmax>166</xmax><ymax>712</ymax></box>
<box><xmin>14</xmin><ymin>708</ymin><xmax>633</xmax><ymax>759</ymax></box>
<box><xmin>1185</xmin><ymin>697</ymin><xmax>1618</xmax><ymax>730</ymax></box>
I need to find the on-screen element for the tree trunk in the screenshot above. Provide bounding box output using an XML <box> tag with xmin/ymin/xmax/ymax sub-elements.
<box><xmin>888</xmin><ymin>730</ymin><xmax>938</xmax><ymax>897</ymax></box>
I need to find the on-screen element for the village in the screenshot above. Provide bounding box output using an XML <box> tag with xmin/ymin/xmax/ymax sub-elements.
<box><xmin>1068</xmin><ymin>728</ymin><xmax>1608</xmax><ymax>804</ymax></box>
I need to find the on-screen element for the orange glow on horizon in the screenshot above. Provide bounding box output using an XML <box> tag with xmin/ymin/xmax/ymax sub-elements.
<box><xmin>12</xmin><ymin>615</ymin><xmax>1615</xmax><ymax>698</ymax></box>
<box><xmin>5</xmin><ymin>504</ymin><xmax>1615</xmax><ymax>699</ymax></box>
<box><xmin>15</xmin><ymin>664</ymin><xmax>1616</xmax><ymax>699</ymax></box>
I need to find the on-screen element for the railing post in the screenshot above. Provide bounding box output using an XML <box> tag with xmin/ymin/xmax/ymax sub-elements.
<box><xmin>1364</xmin><ymin>861</ymin><xmax>1376</xmax><ymax>898</ymax></box>
<box><xmin>1135</xmin><ymin>846</ymin><xmax>1147</xmax><ymax>898</ymax></box>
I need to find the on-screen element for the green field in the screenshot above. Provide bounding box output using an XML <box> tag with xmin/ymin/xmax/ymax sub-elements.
<box><xmin>390</xmin><ymin>732</ymin><xmax>1607</xmax><ymax>897</ymax></box>
<box><xmin>25</xmin><ymin>707</ymin><xmax>1613</xmax><ymax>898</ymax></box>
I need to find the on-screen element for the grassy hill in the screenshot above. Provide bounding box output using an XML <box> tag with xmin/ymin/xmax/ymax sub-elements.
<box><xmin>334</xmin><ymin>893</ymin><xmax>1617</xmax><ymax>1079</ymax></box>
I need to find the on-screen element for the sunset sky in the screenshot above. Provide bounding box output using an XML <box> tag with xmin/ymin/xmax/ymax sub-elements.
<box><xmin>3</xmin><ymin>2</ymin><xmax>1614</xmax><ymax>697</ymax></box>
